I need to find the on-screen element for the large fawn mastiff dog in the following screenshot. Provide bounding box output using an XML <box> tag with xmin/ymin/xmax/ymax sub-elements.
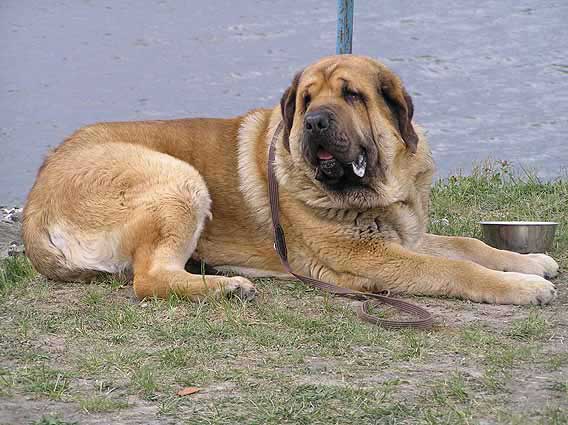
<box><xmin>23</xmin><ymin>55</ymin><xmax>558</xmax><ymax>304</ymax></box>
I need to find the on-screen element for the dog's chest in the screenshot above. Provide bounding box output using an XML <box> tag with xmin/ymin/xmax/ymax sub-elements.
<box><xmin>324</xmin><ymin>205</ymin><xmax>423</xmax><ymax>249</ymax></box>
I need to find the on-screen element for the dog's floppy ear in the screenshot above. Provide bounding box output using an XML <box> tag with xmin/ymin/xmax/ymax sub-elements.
<box><xmin>381</xmin><ymin>76</ymin><xmax>419</xmax><ymax>154</ymax></box>
<box><xmin>280</xmin><ymin>70</ymin><xmax>303</xmax><ymax>152</ymax></box>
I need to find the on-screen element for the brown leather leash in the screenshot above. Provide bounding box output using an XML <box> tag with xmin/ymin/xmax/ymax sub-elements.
<box><xmin>267</xmin><ymin>122</ymin><xmax>433</xmax><ymax>330</ymax></box>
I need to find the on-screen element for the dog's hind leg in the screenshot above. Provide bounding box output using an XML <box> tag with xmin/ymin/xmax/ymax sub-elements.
<box><xmin>125</xmin><ymin>169</ymin><xmax>257</xmax><ymax>301</ymax></box>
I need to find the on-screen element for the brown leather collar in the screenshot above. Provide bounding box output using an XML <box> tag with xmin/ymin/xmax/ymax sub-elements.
<box><xmin>267</xmin><ymin>121</ymin><xmax>433</xmax><ymax>330</ymax></box>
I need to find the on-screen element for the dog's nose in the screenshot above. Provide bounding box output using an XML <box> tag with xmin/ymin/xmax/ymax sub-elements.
<box><xmin>304</xmin><ymin>111</ymin><xmax>330</xmax><ymax>134</ymax></box>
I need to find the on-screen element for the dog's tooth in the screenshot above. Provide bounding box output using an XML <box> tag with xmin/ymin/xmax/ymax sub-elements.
<box><xmin>353</xmin><ymin>163</ymin><xmax>365</xmax><ymax>178</ymax></box>
<box><xmin>352</xmin><ymin>153</ymin><xmax>366</xmax><ymax>178</ymax></box>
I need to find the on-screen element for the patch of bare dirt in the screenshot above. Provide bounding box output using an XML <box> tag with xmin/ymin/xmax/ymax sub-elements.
<box><xmin>0</xmin><ymin>394</ymin><xmax>177</xmax><ymax>425</ymax></box>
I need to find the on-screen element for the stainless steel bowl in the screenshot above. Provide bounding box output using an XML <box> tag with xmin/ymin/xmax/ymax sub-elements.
<box><xmin>479</xmin><ymin>221</ymin><xmax>558</xmax><ymax>253</ymax></box>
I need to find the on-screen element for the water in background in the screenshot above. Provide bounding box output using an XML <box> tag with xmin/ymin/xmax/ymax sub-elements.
<box><xmin>1</xmin><ymin>0</ymin><xmax>567</xmax><ymax>205</ymax></box>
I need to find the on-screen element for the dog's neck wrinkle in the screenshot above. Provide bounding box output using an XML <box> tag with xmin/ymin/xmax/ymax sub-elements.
<box><xmin>316</xmin><ymin>207</ymin><xmax>364</xmax><ymax>223</ymax></box>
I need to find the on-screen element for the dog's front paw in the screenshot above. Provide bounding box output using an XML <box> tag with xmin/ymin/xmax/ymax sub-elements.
<box><xmin>498</xmin><ymin>272</ymin><xmax>557</xmax><ymax>305</ymax></box>
<box><xmin>524</xmin><ymin>254</ymin><xmax>559</xmax><ymax>279</ymax></box>
<box><xmin>222</xmin><ymin>276</ymin><xmax>257</xmax><ymax>301</ymax></box>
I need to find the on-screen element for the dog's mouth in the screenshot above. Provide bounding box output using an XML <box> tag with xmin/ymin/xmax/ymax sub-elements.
<box><xmin>314</xmin><ymin>148</ymin><xmax>368</xmax><ymax>187</ymax></box>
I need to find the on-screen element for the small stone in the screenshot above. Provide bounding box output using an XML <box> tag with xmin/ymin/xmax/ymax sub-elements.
<box><xmin>10</xmin><ymin>209</ymin><xmax>23</xmax><ymax>223</ymax></box>
<box><xmin>7</xmin><ymin>242</ymin><xmax>25</xmax><ymax>257</ymax></box>
<box><xmin>1</xmin><ymin>207</ymin><xmax>23</xmax><ymax>223</ymax></box>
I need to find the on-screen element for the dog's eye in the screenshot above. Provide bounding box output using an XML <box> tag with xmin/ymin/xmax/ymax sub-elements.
<box><xmin>343</xmin><ymin>88</ymin><xmax>363</xmax><ymax>103</ymax></box>
<box><xmin>303</xmin><ymin>93</ymin><xmax>311</xmax><ymax>108</ymax></box>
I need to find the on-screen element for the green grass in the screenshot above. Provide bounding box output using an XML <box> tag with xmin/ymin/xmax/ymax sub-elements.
<box><xmin>0</xmin><ymin>163</ymin><xmax>566</xmax><ymax>424</ymax></box>
<box><xmin>78</xmin><ymin>394</ymin><xmax>129</xmax><ymax>413</ymax></box>
<box><xmin>0</xmin><ymin>254</ymin><xmax>36</xmax><ymax>296</ymax></box>
<box><xmin>17</xmin><ymin>365</ymin><xmax>71</xmax><ymax>400</ymax></box>
<box><xmin>131</xmin><ymin>365</ymin><xmax>159</xmax><ymax>400</ymax></box>
<box><xmin>507</xmin><ymin>311</ymin><xmax>549</xmax><ymax>340</ymax></box>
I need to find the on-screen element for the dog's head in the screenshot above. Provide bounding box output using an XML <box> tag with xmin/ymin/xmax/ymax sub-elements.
<box><xmin>280</xmin><ymin>55</ymin><xmax>420</xmax><ymax>207</ymax></box>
